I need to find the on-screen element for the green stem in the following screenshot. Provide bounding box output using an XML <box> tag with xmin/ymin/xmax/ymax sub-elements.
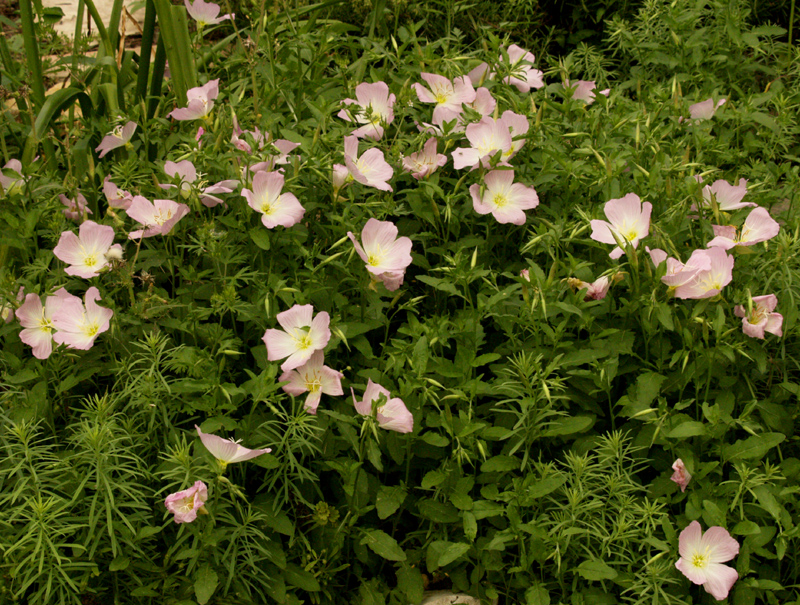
<box><xmin>18</xmin><ymin>0</ymin><xmax>45</xmax><ymax>108</ymax></box>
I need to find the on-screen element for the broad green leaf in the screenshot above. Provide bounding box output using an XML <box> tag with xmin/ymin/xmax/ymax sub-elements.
<box><xmin>667</xmin><ymin>420</ymin><xmax>706</xmax><ymax>438</ymax></box>
<box><xmin>250</xmin><ymin>228</ymin><xmax>271</xmax><ymax>250</ymax></box>
<box><xmin>417</xmin><ymin>499</ymin><xmax>460</xmax><ymax>523</ymax></box>
<box><xmin>284</xmin><ymin>564</ymin><xmax>320</xmax><ymax>591</ymax></box>
<box><xmin>109</xmin><ymin>556</ymin><xmax>129</xmax><ymax>571</ymax></box>
<box><xmin>523</xmin><ymin>476</ymin><xmax>567</xmax><ymax>502</ymax></box>
<box><xmin>545</xmin><ymin>416</ymin><xmax>594</xmax><ymax>436</ymax></box>
<box><xmin>396</xmin><ymin>564</ymin><xmax>424</xmax><ymax>603</ymax></box>
<box><xmin>526</xmin><ymin>584</ymin><xmax>550</xmax><ymax>605</ymax></box>
<box><xmin>422</xmin><ymin>470</ymin><xmax>446</xmax><ymax>489</ymax></box>
<box><xmin>723</xmin><ymin>433</ymin><xmax>785</xmax><ymax>462</ymax></box>
<box><xmin>481</xmin><ymin>455</ymin><xmax>519</xmax><ymax>473</ymax></box>
<box><xmin>376</xmin><ymin>486</ymin><xmax>406</xmax><ymax>520</ymax></box>
<box><xmin>576</xmin><ymin>559</ymin><xmax>618</xmax><ymax>581</ymax></box>
<box><xmin>194</xmin><ymin>565</ymin><xmax>218</xmax><ymax>605</ymax></box>
<box><xmin>437</xmin><ymin>542</ymin><xmax>471</xmax><ymax>567</ymax></box>
<box><xmin>361</xmin><ymin>530</ymin><xmax>406</xmax><ymax>561</ymax></box>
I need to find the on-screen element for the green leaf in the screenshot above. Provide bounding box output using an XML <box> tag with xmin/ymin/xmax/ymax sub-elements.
<box><xmin>481</xmin><ymin>455</ymin><xmax>519</xmax><ymax>473</ymax></box>
<box><xmin>422</xmin><ymin>470</ymin><xmax>446</xmax><ymax>489</ymax></box>
<box><xmin>361</xmin><ymin>529</ymin><xmax>406</xmax><ymax>561</ymax></box>
<box><xmin>194</xmin><ymin>565</ymin><xmax>218</xmax><ymax>605</ymax></box>
<box><xmin>109</xmin><ymin>556</ymin><xmax>130</xmax><ymax>571</ymax></box>
<box><xmin>576</xmin><ymin>559</ymin><xmax>618</xmax><ymax>581</ymax></box>
<box><xmin>284</xmin><ymin>563</ymin><xmax>320</xmax><ymax>591</ymax></box>
<box><xmin>419</xmin><ymin>432</ymin><xmax>449</xmax><ymax>447</ymax></box>
<box><xmin>417</xmin><ymin>499</ymin><xmax>460</xmax><ymax>523</ymax></box>
<box><xmin>544</xmin><ymin>416</ymin><xmax>593</xmax><ymax>436</ymax></box>
<box><xmin>396</xmin><ymin>564</ymin><xmax>424</xmax><ymax>603</ymax></box>
<box><xmin>667</xmin><ymin>420</ymin><xmax>706</xmax><ymax>439</ymax></box>
<box><xmin>722</xmin><ymin>433</ymin><xmax>785</xmax><ymax>462</ymax></box>
<box><xmin>437</xmin><ymin>542</ymin><xmax>471</xmax><ymax>567</ymax></box>
<box><xmin>463</xmin><ymin>511</ymin><xmax>477</xmax><ymax>542</ymax></box>
<box><xmin>412</xmin><ymin>334</ymin><xmax>428</xmax><ymax>375</ymax></box>
<box><xmin>523</xmin><ymin>476</ymin><xmax>567</xmax><ymax>501</ymax></box>
<box><xmin>376</xmin><ymin>486</ymin><xmax>406</xmax><ymax>520</ymax></box>
<box><xmin>250</xmin><ymin>228</ymin><xmax>271</xmax><ymax>250</ymax></box>
<box><xmin>526</xmin><ymin>584</ymin><xmax>551</xmax><ymax>605</ymax></box>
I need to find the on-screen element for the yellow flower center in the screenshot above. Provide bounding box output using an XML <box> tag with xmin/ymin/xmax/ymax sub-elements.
<box><xmin>176</xmin><ymin>496</ymin><xmax>195</xmax><ymax>513</ymax></box>
<box><xmin>261</xmin><ymin>202</ymin><xmax>274</xmax><ymax>215</ymax></box>
<box><xmin>84</xmin><ymin>323</ymin><xmax>100</xmax><ymax>337</ymax></box>
<box><xmin>153</xmin><ymin>209</ymin><xmax>174</xmax><ymax>226</ymax></box>
<box><xmin>492</xmin><ymin>193</ymin><xmax>508</xmax><ymax>208</ymax></box>
<box><xmin>691</xmin><ymin>552</ymin><xmax>708</xmax><ymax>569</ymax></box>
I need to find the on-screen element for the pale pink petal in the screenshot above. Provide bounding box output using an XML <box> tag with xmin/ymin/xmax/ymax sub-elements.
<box><xmin>276</xmin><ymin>304</ymin><xmax>313</xmax><ymax>332</ymax></box>
<box><xmin>702</xmin><ymin>564</ymin><xmax>738</xmax><ymax>600</ymax></box>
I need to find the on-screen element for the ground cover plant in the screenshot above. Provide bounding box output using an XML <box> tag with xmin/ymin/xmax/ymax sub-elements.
<box><xmin>1</xmin><ymin>0</ymin><xmax>800</xmax><ymax>603</ymax></box>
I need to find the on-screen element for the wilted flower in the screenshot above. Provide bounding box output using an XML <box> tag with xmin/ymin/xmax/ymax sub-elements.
<box><xmin>469</xmin><ymin>169</ymin><xmax>539</xmax><ymax>225</ymax></box>
<box><xmin>402</xmin><ymin>138</ymin><xmax>447</xmax><ymax>180</ymax></box>
<box><xmin>2</xmin><ymin>286</ymin><xmax>24</xmax><ymax>324</ymax></box>
<box><xmin>0</xmin><ymin>159</ymin><xmax>26</xmax><ymax>194</ymax></box>
<box><xmin>184</xmin><ymin>0</ymin><xmax>232</xmax><ymax>27</ymax></box>
<box><xmin>280</xmin><ymin>350</ymin><xmax>344</xmax><ymax>413</ymax></box>
<box><xmin>734</xmin><ymin>294</ymin><xmax>783</xmax><ymax>339</ymax></box>
<box><xmin>60</xmin><ymin>193</ymin><xmax>93</xmax><ymax>222</ymax></box>
<box><xmin>51</xmin><ymin>287</ymin><xmax>113</xmax><ymax>351</ymax></box>
<box><xmin>706</xmin><ymin>207</ymin><xmax>780</xmax><ymax>249</ymax></box>
<box><xmin>501</xmin><ymin>44</ymin><xmax>545</xmax><ymax>93</ymax></box>
<box><xmin>567</xmin><ymin>276</ymin><xmax>610</xmax><ymax>301</ymax></box>
<box><xmin>353</xmin><ymin>379</ymin><xmax>413</xmax><ymax>433</ymax></box>
<box><xmin>53</xmin><ymin>220</ymin><xmax>121</xmax><ymax>278</ymax></box>
<box><xmin>675</xmin><ymin>521</ymin><xmax>739</xmax><ymax>600</ymax></box>
<box><xmin>263</xmin><ymin>304</ymin><xmax>331</xmax><ymax>371</ymax></box>
<box><xmin>95</xmin><ymin>121</ymin><xmax>137</xmax><ymax>158</ymax></box>
<box><xmin>338</xmin><ymin>81</ymin><xmax>396</xmax><ymax>140</ymax></box>
<box><xmin>590</xmin><ymin>193</ymin><xmax>652</xmax><ymax>259</ymax></box>
<box><xmin>127</xmin><ymin>196</ymin><xmax>190</xmax><ymax>239</ymax></box>
<box><xmin>165</xmin><ymin>480</ymin><xmax>208</xmax><ymax>524</ymax></box>
<box><xmin>699</xmin><ymin>178</ymin><xmax>755</xmax><ymax>211</ymax></box>
<box><xmin>195</xmin><ymin>425</ymin><xmax>271</xmax><ymax>465</ymax></box>
<box><xmin>242</xmin><ymin>170</ymin><xmax>304</xmax><ymax>228</ymax></box>
<box><xmin>348</xmin><ymin>218</ymin><xmax>413</xmax><ymax>291</ymax></box>
<box><xmin>670</xmin><ymin>459</ymin><xmax>691</xmax><ymax>492</ymax></box>
<box><xmin>413</xmin><ymin>73</ymin><xmax>477</xmax><ymax>125</ymax></box>
<box><xmin>169</xmin><ymin>79</ymin><xmax>220</xmax><ymax>121</ymax></box>
<box><xmin>160</xmin><ymin>160</ymin><xmax>238</xmax><ymax>207</ymax></box>
<box><xmin>684</xmin><ymin>98</ymin><xmax>726</xmax><ymax>123</ymax></box>
<box><xmin>103</xmin><ymin>176</ymin><xmax>134</xmax><ymax>210</ymax></box>
<box><xmin>568</xmin><ymin>80</ymin><xmax>610</xmax><ymax>104</ymax></box>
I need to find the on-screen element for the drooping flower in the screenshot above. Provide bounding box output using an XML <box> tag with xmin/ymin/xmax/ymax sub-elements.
<box><xmin>0</xmin><ymin>159</ymin><xmax>26</xmax><ymax>194</ymax></box>
<box><xmin>165</xmin><ymin>480</ymin><xmax>208</xmax><ymax>524</ymax></box>
<box><xmin>413</xmin><ymin>73</ymin><xmax>477</xmax><ymax>125</ymax></box>
<box><xmin>568</xmin><ymin>80</ymin><xmax>610</xmax><ymax>105</ymax></box>
<box><xmin>231</xmin><ymin>116</ymin><xmax>301</xmax><ymax>169</ymax></box>
<box><xmin>51</xmin><ymin>286</ymin><xmax>113</xmax><ymax>350</ymax></box>
<box><xmin>501</xmin><ymin>44</ymin><xmax>545</xmax><ymax>93</ymax></box>
<box><xmin>103</xmin><ymin>176</ymin><xmax>134</xmax><ymax>210</ymax></box>
<box><xmin>401</xmin><ymin>138</ymin><xmax>447</xmax><ymax>180</ymax></box>
<box><xmin>15</xmin><ymin>289</ymin><xmax>72</xmax><ymax>359</ymax></box>
<box><xmin>673</xmin><ymin>247</ymin><xmax>734</xmax><ymax>300</ymax></box>
<box><xmin>342</xmin><ymin>135</ymin><xmax>393</xmax><ymax>191</ymax></box>
<box><xmin>169</xmin><ymin>79</ymin><xmax>220</xmax><ymax>121</ymax></box>
<box><xmin>263</xmin><ymin>304</ymin><xmax>331</xmax><ymax>371</ymax></box>
<box><xmin>659</xmin><ymin>249</ymin><xmax>713</xmax><ymax>289</ymax></box>
<box><xmin>469</xmin><ymin>169</ymin><xmax>539</xmax><ymax>225</ymax></box>
<box><xmin>338</xmin><ymin>81</ymin><xmax>396</xmax><ymax>141</ymax></box>
<box><xmin>348</xmin><ymin>218</ymin><xmax>413</xmax><ymax>291</ymax></box>
<box><xmin>670</xmin><ymin>459</ymin><xmax>692</xmax><ymax>492</ymax></box>
<box><xmin>567</xmin><ymin>276</ymin><xmax>610</xmax><ymax>301</ymax></box>
<box><xmin>675</xmin><ymin>521</ymin><xmax>739</xmax><ymax>601</ymax></box>
<box><xmin>160</xmin><ymin>160</ymin><xmax>238</xmax><ymax>207</ymax></box>
<box><xmin>60</xmin><ymin>193</ymin><xmax>93</xmax><ymax>222</ymax></box>
<box><xmin>280</xmin><ymin>350</ymin><xmax>344</xmax><ymax>414</ymax></box>
<box><xmin>353</xmin><ymin>379</ymin><xmax>413</xmax><ymax>433</ymax></box>
<box><xmin>195</xmin><ymin>425</ymin><xmax>271</xmax><ymax>465</ymax></box>
<box><xmin>699</xmin><ymin>178</ymin><xmax>755</xmax><ymax>211</ymax></box>
<box><xmin>184</xmin><ymin>0</ymin><xmax>232</xmax><ymax>27</ymax></box>
<box><xmin>684</xmin><ymin>98</ymin><xmax>726</xmax><ymax>123</ymax></box>
<box><xmin>127</xmin><ymin>196</ymin><xmax>190</xmax><ymax>239</ymax></box>
<box><xmin>95</xmin><ymin>121</ymin><xmax>137</xmax><ymax>158</ymax></box>
<box><xmin>734</xmin><ymin>294</ymin><xmax>783</xmax><ymax>339</ymax></box>
<box><xmin>242</xmin><ymin>170</ymin><xmax>304</xmax><ymax>229</ymax></box>
<box><xmin>53</xmin><ymin>220</ymin><xmax>122</xmax><ymax>278</ymax></box>
<box><xmin>706</xmin><ymin>207</ymin><xmax>780</xmax><ymax>249</ymax></box>
<box><xmin>452</xmin><ymin>116</ymin><xmax>513</xmax><ymax>171</ymax></box>
<box><xmin>590</xmin><ymin>193</ymin><xmax>652</xmax><ymax>259</ymax></box>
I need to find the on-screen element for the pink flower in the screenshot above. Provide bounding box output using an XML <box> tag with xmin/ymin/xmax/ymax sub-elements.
<box><xmin>51</xmin><ymin>287</ymin><xmax>113</xmax><ymax>350</ymax></box>
<box><xmin>401</xmin><ymin>138</ymin><xmax>447</xmax><ymax>180</ymax></box>
<box><xmin>15</xmin><ymin>289</ymin><xmax>72</xmax><ymax>359</ymax></box>
<box><xmin>501</xmin><ymin>44</ymin><xmax>545</xmax><ymax>93</ymax></box>
<box><xmin>103</xmin><ymin>176</ymin><xmax>133</xmax><ymax>210</ymax></box>
<box><xmin>452</xmin><ymin>116</ymin><xmax>513</xmax><ymax>171</ymax></box>
<box><xmin>673</xmin><ymin>247</ymin><xmax>734</xmax><ymax>299</ymax></box>
<box><xmin>670</xmin><ymin>459</ymin><xmax>691</xmax><ymax>492</ymax></box>
<box><xmin>707</xmin><ymin>207</ymin><xmax>780</xmax><ymax>249</ymax></box>
<box><xmin>60</xmin><ymin>193</ymin><xmax>93</xmax><ymax>222</ymax></box>
<box><xmin>242</xmin><ymin>170</ymin><xmax>304</xmax><ymax>229</ymax></box>
<box><xmin>127</xmin><ymin>196</ymin><xmax>190</xmax><ymax>239</ymax></box>
<box><xmin>734</xmin><ymin>294</ymin><xmax>783</xmax><ymax>339</ymax></box>
<box><xmin>353</xmin><ymin>379</ymin><xmax>413</xmax><ymax>433</ymax></box>
<box><xmin>95</xmin><ymin>121</ymin><xmax>136</xmax><ymax>158</ymax></box>
<box><xmin>2</xmin><ymin>286</ymin><xmax>24</xmax><ymax>324</ymax></box>
<box><xmin>660</xmin><ymin>249</ymin><xmax>713</xmax><ymax>289</ymax></box>
<box><xmin>684</xmin><ymin>98</ymin><xmax>726</xmax><ymax>123</ymax></box>
<box><xmin>499</xmin><ymin>110</ymin><xmax>529</xmax><ymax>162</ymax></box>
<box><xmin>342</xmin><ymin>135</ymin><xmax>393</xmax><ymax>191</ymax></box>
<box><xmin>700</xmin><ymin>178</ymin><xmax>755</xmax><ymax>211</ymax></box>
<box><xmin>280</xmin><ymin>350</ymin><xmax>344</xmax><ymax>413</ymax></box>
<box><xmin>348</xmin><ymin>218</ymin><xmax>413</xmax><ymax>291</ymax></box>
<box><xmin>184</xmin><ymin>0</ymin><xmax>232</xmax><ymax>26</ymax></box>
<box><xmin>675</xmin><ymin>521</ymin><xmax>739</xmax><ymax>600</ymax></box>
<box><xmin>413</xmin><ymin>73</ymin><xmax>477</xmax><ymax>125</ymax></box>
<box><xmin>467</xmin><ymin>62</ymin><xmax>492</xmax><ymax>87</ymax></box>
<box><xmin>568</xmin><ymin>276</ymin><xmax>610</xmax><ymax>301</ymax></box>
<box><xmin>338</xmin><ymin>81</ymin><xmax>396</xmax><ymax>141</ymax></box>
<box><xmin>589</xmin><ymin>193</ymin><xmax>652</xmax><ymax>259</ymax></box>
<box><xmin>263</xmin><ymin>304</ymin><xmax>331</xmax><ymax>371</ymax></box>
<box><xmin>53</xmin><ymin>220</ymin><xmax>121</xmax><ymax>278</ymax></box>
<box><xmin>195</xmin><ymin>425</ymin><xmax>271</xmax><ymax>465</ymax></box>
<box><xmin>169</xmin><ymin>79</ymin><xmax>220</xmax><ymax>121</ymax></box>
<box><xmin>568</xmin><ymin>80</ymin><xmax>610</xmax><ymax>104</ymax></box>
<box><xmin>1</xmin><ymin>159</ymin><xmax>26</xmax><ymax>194</ymax></box>
<box><xmin>160</xmin><ymin>160</ymin><xmax>238</xmax><ymax>207</ymax></box>
<box><xmin>469</xmin><ymin>170</ymin><xmax>539</xmax><ymax>225</ymax></box>
<box><xmin>165</xmin><ymin>480</ymin><xmax>208</xmax><ymax>524</ymax></box>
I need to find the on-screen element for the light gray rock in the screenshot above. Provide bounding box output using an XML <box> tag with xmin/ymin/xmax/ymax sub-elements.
<box><xmin>416</xmin><ymin>591</ymin><xmax>497</xmax><ymax>605</ymax></box>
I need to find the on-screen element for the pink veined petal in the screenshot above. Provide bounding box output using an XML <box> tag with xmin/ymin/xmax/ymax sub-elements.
<box><xmin>53</xmin><ymin>231</ymin><xmax>86</xmax><ymax>266</ymax></box>
<box><xmin>276</xmin><ymin>304</ymin><xmax>314</xmax><ymax>332</ymax></box>
<box><xmin>79</xmin><ymin>220</ymin><xmax>115</xmax><ymax>254</ymax></box>
<box><xmin>675</xmin><ymin>557</ymin><xmax>708</xmax><ymax>586</ymax></box>
<box><xmin>83</xmin><ymin>287</ymin><xmax>113</xmax><ymax>334</ymax></box>
<box><xmin>647</xmin><ymin>247</ymin><xmax>668</xmax><ymax>267</ymax></box>
<box><xmin>348</xmin><ymin>231</ymin><xmax>370</xmax><ymax>264</ymax></box>
<box><xmin>377</xmin><ymin>397</ymin><xmax>414</xmax><ymax>433</ymax></box>
<box><xmin>452</xmin><ymin>148</ymin><xmax>481</xmax><ymax>170</ymax></box>
<box><xmin>15</xmin><ymin>294</ymin><xmax>43</xmax><ymax>328</ymax></box>
<box><xmin>362</xmin><ymin>218</ymin><xmax>398</xmax><ymax>252</ymax></box>
<box><xmin>281</xmin><ymin>348</ymin><xmax>315</xmax><ymax>372</ymax></box>
<box><xmin>603</xmin><ymin>193</ymin><xmax>643</xmax><ymax>228</ymax></box>
<box><xmin>741</xmin><ymin>206</ymin><xmax>779</xmax><ymax>244</ymax></box>
<box><xmin>701</xmin><ymin>564</ymin><xmax>738</xmax><ymax>600</ymax></box>
<box><xmin>264</xmin><ymin>329</ymin><xmax>300</xmax><ymax>361</ymax></box>
<box><xmin>508</xmin><ymin>183</ymin><xmax>540</xmax><ymax>210</ymax></box>
<box><xmin>379</xmin><ymin>270</ymin><xmax>405</xmax><ymax>291</ymax></box>
<box><xmin>20</xmin><ymin>326</ymin><xmax>54</xmax><ymax>359</ymax></box>
<box><xmin>765</xmin><ymin>313</ymin><xmax>783</xmax><ymax>336</ymax></box>
<box><xmin>484</xmin><ymin>169</ymin><xmax>515</xmax><ymax>191</ymax></box>
<box><xmin>260</xmin><ymin>192</ymin><xmax>305</xmax><ymax>228</ymax></box>
<box><xmin>412</xmin><ymin>82</ymin><xmax>437</xmax><ymax>104</ymax></box>
<box><xmin>164</xmin><ymin>160</ymin><xmax>197</xmax><ymax>183</ymax></box>
<box><xmin>467</xmin><ymin>62</ymin><xmax>492</xmax><ymax>86</ymax></box>
<box><xmin>701</xmin><ymin>527</ymin><xmax>740</xmax><ymax>563</ymax></box>
<box><xmin>196</xmin><ymin>425</ymin><xmax>238</xmax><ymax>461</ymax></box>
<box><xmin>320</xmin><ymin>365</ymin><xmax>344</xmax><ymax>396</ymax></box>
<box><xmin>308</xmin><ymin>312</ymin><xmax>331</xmax><ymax>349</ymax></box>
<box><xmin>752</xmin><ymin>294</ymin><xmax>778</xmax><ymax>312</ymax></box>
<box><xmin>742</xmin><ymin>317</ymin><xmax>767</xmax><ymax>339</ymax></box>
<box><xmin>678</xmin><ymin>521</ymin><xmax>703</xmax><ymax>560</ymax></box>
<box><xmin>280</xmin><ymin>367</ymin><xmax>309</xmax><ymax>397</ymax></box>
<box><xmin>589</xmin><ymin>220</ymin><xmax>617</xmax><ymax>245</ymax></box>
<box><xmin>304</xmin><ymin>390</ymin><xmax>323</xmax><ymax>413</ymax></box>
<box><xmin>352</xmin><ymin>388</ymin><xmax>371</xmax><ymax>416</ymax></box>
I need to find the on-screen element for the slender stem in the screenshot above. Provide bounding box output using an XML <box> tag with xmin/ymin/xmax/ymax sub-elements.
<box><xmin>18</xmin><ymin>0</ymin><xmax>45</xmax><ymax>108</ymax></box>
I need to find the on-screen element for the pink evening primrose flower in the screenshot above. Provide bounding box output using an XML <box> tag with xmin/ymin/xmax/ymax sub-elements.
<box><xmin>1</xmin><ymin>159</ymin><xmax>26</xmax><ymax>194</ymax></box>
<box><xmin>700</xmin><ymin>178</ymin><xmax>755</xmax><ymax>211</ymax></box>
<box><xmin>567</xmin><ymin>276</ymin><xmax>610</xmax><ymax>301</ymax></box>
<box><xmin>95</xmin><ymin>121</ymin><xmax>136</xmax><ymax>158</ymax></box>
<box><xmin>263</xmin><ymin>304</ymin><xmax>331</xmax><ymax>371</ymax></box>
<box><xmin>658</xmin><ymin>249</ymin><xmax>713</xmax><ymax>289</ymax></box>
<box><xmin>353</xmin><ymin>379</ymin><xmax>413</xmax><ymax>433</ymax></box>
<box><xmin>707</xmin><ymin>207</ymin><xmax>780</xmax><ymax>249</ymax></box>
<box><xmin>127</xmin><ymin>196</ymin><xmax>190</xmax><ymax>239</ymax></box>
<box><xmin>343</xmin><ymin>135</ymin><xmax>394</xmax><ymax>191</ymax></box>
<box><xmin>338</xmin><ymin>81</ymin><xmax>396</xmax><ymax>141</ymax></box>
<box><xmin>675</xmin><ymin>521</ymin><xmax>739</xmax><ymax>601</ymax></box>
<box><xmin>51</xmin><ymin>287</ymin><xmax>113</xmax><ymax>350</ymax></box>
<box><xmin>673</xmin><ymin>247</ymin><xmax>734</xmax><ymax>300</ymax></box>
<box><xmin>184</xmin><ymin>0</ymin><xmax>232</xmax><ymax>27</ymax></box>
<box><xmin>452</xmin><ymin>116</ymin><xmax>513</xmax><ymax>171</ymax></box>
<box><xmin>684</xmin><ymin>98</ymin><xmax>726</xmax><ymax>123</ymax></box>
<box><xmin>734</xmin><ymin>294</ymin><xmax>783</xmax><ymax>339</ymax></box>
<box><xmin>53</xmin><ymin>220</ymin><xmax>122</xmax><ymax>278</ymax></box>
<box><xmin>671</xmin><ymin>459</ymin><xmax>692</xmax><ymax>492</ymax></box>
<box><xmin>169</xmin><ymin>79</ymin><xmax>220</xmax><ymax>121</ymax></box>
<box><xmin>413</xmin><ymin>73</ymin><xmax>477</xmax><ymax>125</ymax></box>
<box><xmin>242</xmin><ymin>170</ymin><xmax>304</xmax><ymax>229</ymax></box>
<box><xmin>469</xmin><ymin>170</ymin><xmax>539</xmax><ymax>225</ymax></box>
<box><xmin>467</xmin><ymin>62</ymin><xmax>492</xmax><ymax>87</ymax></box>
<box><xmin>160</xmin><ymin>160</ymin><xmax>238</xmax><ymax>208</ymax></box>
<box><xmin>195</xmin><ymin>425</ymin><xmax>271</xmax><ymax>465</ymax></box>
<box><xmin>103</xmin><ymin>176</ymin><xmax>134</xmax><ymax>210</ymax></box>
<box><xmin>15</xmin><ymin>289</ymin><xmax>72</xmax><ymax>359</ymax></box>
<box><xmin>501</xmin><ymin>44</ymin><xmax>545</xmax><ymax>93</ymax></box>
<box><xmin>568</xmin><ymin>80</ymin><xmax>610</xmax><ymax>104</ymax></box>
<box><xmin>165</xmin><ymin>480</ymin><xmax>208</xmax><ymax>524</ymax></box>
<box><xmin>60</xmin><ymin>193</ymin><xmax>93</xmax><ymax>222</ymax></box>
<box><xmin>280</xmin><ymin>350</ymin><xmax>344</xmax><ymax>414</ymax></box>
<box><xmin>348</xmin><ymin>218</ymin><xmax>413</xmax><ymax>292</ymax></box>
<box><xmin>402</xmin><ymin>138</ymin><xmax>447</xmax><ymax>180</ymax></box>
<box><xmin>590</xmin><ymin>193</ymin><xmax>652</xmax><ymax>259</ymax></box>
